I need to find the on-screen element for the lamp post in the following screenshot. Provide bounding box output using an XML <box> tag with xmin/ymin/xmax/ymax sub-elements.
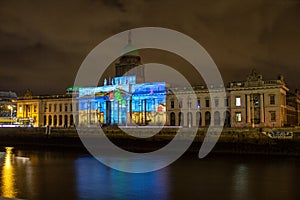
<box><xmin>7</xmin><ymin>105</ymin><xmax>13</xmax><ymax>125</ymax></box>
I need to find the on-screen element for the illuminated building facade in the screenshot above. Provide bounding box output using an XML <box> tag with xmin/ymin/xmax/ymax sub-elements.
<box><xmin>0</xmin><ymin>91</ymin><xmax>17</xmax><ymax>125</ymax></box>
<box><xmin>14</xmin><ymin>71</ymin><xmax>300</xmax><ymax>128</ymax></box>
<box><xmin>78</xmin><ymin>76</ymin><xmax>166</xmax><ymax>126</ymax></box>
<box><xmin>16</xmin><ymin>90</ymin><xmax>76</xmax><ymax>128</ymax></box>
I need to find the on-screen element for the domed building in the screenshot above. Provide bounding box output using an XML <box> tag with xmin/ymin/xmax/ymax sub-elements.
<box><xmin>115</xmin><ymin>31</ymin><xmax>145</xmax><ymax>83</ymax></box>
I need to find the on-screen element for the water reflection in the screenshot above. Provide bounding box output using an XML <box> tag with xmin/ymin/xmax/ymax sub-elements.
<box><xmin>1</xmin><ymin>147</ymin><xmax>16</xmax><ymax>198</ymax></box>
<box><xmin>0</xmin><ymin>148</ymin><xmax>299</xmax><ymax>199</ymax></box>
<box><xmin>75</xmin><ymin>157</ymin><xmax>170</xmax><ymax>200</ymax></box>
<box><xmin>232</xmin><ymin>164</ymin><xmax>249</xmax><ymax>199</ymax></box>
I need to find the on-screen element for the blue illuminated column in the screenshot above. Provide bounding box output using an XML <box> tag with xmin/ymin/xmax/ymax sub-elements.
<box><xmin>144</xmin><ymin>99</ymin><xmax>147</xmax><ymax>125</ymax></box>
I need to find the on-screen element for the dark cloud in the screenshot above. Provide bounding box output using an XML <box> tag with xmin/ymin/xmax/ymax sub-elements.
<box><xmin>0</xmin><ymin>0</ymin><xmax>299</xmax><ymax>95</ymax></box>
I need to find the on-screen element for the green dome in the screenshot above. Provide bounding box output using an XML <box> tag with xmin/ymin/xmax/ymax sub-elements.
<box><xmin>122</xmin><ymin>43</ymin><xmax>139</xmax><ymax>56</ymax></box>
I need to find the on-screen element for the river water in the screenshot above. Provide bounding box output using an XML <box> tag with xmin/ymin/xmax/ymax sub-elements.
<box><xmin>0</xmin><ymin>146</ymin><xmax>299</xmax><ymax>200</ymax></box>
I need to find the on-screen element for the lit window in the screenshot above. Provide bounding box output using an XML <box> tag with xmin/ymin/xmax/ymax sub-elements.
<box><xmin>19</xmin><ymin>106</ymin><xmax>23</xmax><ymax>113</ymax></box>
<box><xmin>253</xmin><ymin>94</ymin><xmax>260</xmax><ymax>106</ymax></box>
<box><xmin>236</xmin><ymin>112</ymin><xmax>242</xmax><ymax>122</ymax></box>
<box><xmin>235</xmin><ymin>97</ymin><xmax>241</xmax><ymax>106</ymax></box>
<box><xmin>197</xmin><ymin>99</ymin><xmax>201</xmax><ymax>109</ymax></box>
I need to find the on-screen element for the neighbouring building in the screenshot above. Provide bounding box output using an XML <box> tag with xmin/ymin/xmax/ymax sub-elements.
<box><xmin>16</xmin><ymin>89</ymin><xmax>76</xmax><ymax>127</ymax></box>
<box><xmin>165</xmin><ymin>70</ymin><xmax>300</xmax><ymax>128</ymax></box>
<box><xmin>0</xmin><ymin>91</ymin><xmax>17</xmax><ymax>125</ymax></box>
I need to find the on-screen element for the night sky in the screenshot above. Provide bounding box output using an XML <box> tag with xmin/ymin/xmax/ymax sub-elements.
<box><xmin>0</xmin><ymin>0</ymin><xmax>299</xmax><ymax>96</ymax></box>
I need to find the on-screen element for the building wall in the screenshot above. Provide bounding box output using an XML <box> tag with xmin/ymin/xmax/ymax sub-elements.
<box><xmin>16</xmin><ymin>95</ymin><xmax>78</xmax><ymax>128</ymax></box>
<box><xmin>228</xmin><ymin>87</ymin><xmax>286</xmax><ymax>128</ymax></box>
<box><xmin>17</xmin><ymin>99</ymin><xmax>41</xmax><ymax>127</ymax></box>
<box><xmin>165</xmin><ymin>71</ymin><xmax>297</xmax><ymax>128</ymax></box>
<box><xmin>166</xmin><ymin>88</ymin><xmax>230</xmax><ymax>127</ymax></box>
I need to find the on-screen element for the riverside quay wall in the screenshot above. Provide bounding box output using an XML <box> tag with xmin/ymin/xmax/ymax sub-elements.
<box><xmin>1</xmin><ymin>127</ymin><xmax>300</xmax><ymax>155</ymax></box>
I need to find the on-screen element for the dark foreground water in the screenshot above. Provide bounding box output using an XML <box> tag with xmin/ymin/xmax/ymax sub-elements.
<box><xmin>0</xmin><ymin>146</ymin><xmax>300</xmax><ymax>200</ymax></box>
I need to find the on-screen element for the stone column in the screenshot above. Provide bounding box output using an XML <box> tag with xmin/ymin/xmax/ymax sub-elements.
<box><xmin>260</xmin><ymin>94</ymin><xmax>265</xmax><ymax>123</ymax></box>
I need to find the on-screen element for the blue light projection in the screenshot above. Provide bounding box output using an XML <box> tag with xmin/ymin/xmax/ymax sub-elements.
<box><xmin>78</xmin><ymin>76</ymin><xmax>166</xmax><ymax>126</ymax></box>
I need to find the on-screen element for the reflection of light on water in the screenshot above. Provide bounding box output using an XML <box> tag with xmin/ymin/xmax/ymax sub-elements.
<box><xmin>75</xmin><ymin>156</ymin><xmax>169</xmax><ymax>199</ymax></box>
<box><xmin>232</xmin><ymin>164</ymin><xmax>248</xmax><ymax>199</ymax></box>
<box><xmin>1</xmin><ymin>147</ymin><xmax>16</xmax><ymax>198</ymax></box>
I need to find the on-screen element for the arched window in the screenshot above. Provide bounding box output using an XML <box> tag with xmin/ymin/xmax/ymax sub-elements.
<box><xmin>205</xmin><ymin>111</ymin><xmax>211</xmax><ymax>126</ymax></box>
<box><xmin>187</xmin><ymin>112</ymin><xmax>192</xmax><ymax>127</ymax></box>
<box><xmin>44</xmin><ymin>115</ymin><xmax>47</xmax><ymax>126</ymax></box>
<box><xmin>59</xmin><ymin>115</ymin><xmax>63</xmax><ymax>126</ymax></box>
<box><xmin>178</xmin><ymin>112</ymin><xmax>184</xmax><ymax>126</ymax></box>
<box><xmin>196</xmin><ymin>112</ymin><xmax>202</xmax><ymax>126</ymax></box>
<box><xmin>214</xmin><ymin>111</ymin><xmax>220</xmax><ymax>126</ymax></box>
<box><xmin>75</xmin><ymin>115</ymin><xmax>79</xmax><ymax>127</ymax></box>
<box><xmin>48</xmin><ymin>115</ymin><xmax>52</xmax><ymax>126</ymax></box>
<box><xmin>64</xmin><ymin>115</ymin><xmax>68</xmax><ymax>128</ymax></box>
<box><xmin>170</xmin><ymin>112</ymin><xmax>176</xmax><ymax>126</ymax></box>
<box><xmin>53</xmin><ymin>115</ymin><xmax>57</xmax><ymax>126</ymax></box>
<box><xmin>70</xmin><ymin>115</ymin><xmax>74</xmax><ymax>126</ymax></box>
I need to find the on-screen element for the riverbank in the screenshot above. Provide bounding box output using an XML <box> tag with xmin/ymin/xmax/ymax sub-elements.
<box><xmin>0</xmin><ymin>127</ymin><xmax>300</xmax><ymax>156</ymax></box>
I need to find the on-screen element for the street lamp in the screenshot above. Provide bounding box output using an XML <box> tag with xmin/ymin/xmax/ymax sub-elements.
<box><xmin>7</xmin><ymin>105</ymin><xmax>13</xmax><ymax>125</ymax></box>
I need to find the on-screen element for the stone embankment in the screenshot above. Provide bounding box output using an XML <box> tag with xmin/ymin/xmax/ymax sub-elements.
<box><xmin>0</xmin><ymin>127</ymin><xmax>300</xmax><ymax>155</ymax></box>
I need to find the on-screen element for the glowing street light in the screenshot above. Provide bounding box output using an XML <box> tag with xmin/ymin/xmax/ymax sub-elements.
<box><xmin>7</xmin><ymin>105</ymin><xmax>13</xmax><ymax>125</ymax></box>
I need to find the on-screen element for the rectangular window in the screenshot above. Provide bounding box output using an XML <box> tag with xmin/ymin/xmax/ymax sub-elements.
<box><xmin>65</xmin><ymin>104</ymin><xmax>68</xmax><ymax>112</ymax></box>
<box><xmin>179</xmin><ymin>100</ymin><xmax>182</xmax><ymax>108</ymax></box>
<box><xmin>44</xmin><ymin>105</ymin><xmax>47</xmax><ymax>112</ymax></box>
<box><xmin>171</xmin><ymin>101</ymin><xmax>174</xmax><ymax>108</ymax></box>
<box><xmin>270</xmin><ymin>95</ymin><xmax>275</xmax><ymax>105</ymax></box>
<box><xmin>59</xmin><ymin>104</ymin><xmax>62</xmax><ymax>112</ymax></box>
<box><xmin>49</xmin><ymin>104</ymin><xmax>52</xmax><ymax>112</ymax></box>
<box><xmin>187</xmin><ymin>99</ymin><xmax>192</xmax><ymax>108</ymax></box>
<box><xmin>19</xmin><ymin>106</ymin><xmax>23</xmax><ymax>113</ymax></box>
<box><xmin>224</xmin><ymin>98</ymin><xmax>229</xmax><ymax>107</ymax></box>
<box><xmin>235</xmin><ymin>97</ymin><xmax>241</xmax><ymax>106</ymax></box>
<box><xmin>54</xmin><ymin>104</ymin><xmax>57</xmax><ymax>112</ymax></box>
<box><xmin>70</xmin><ymin>103</ymin><xmax>73</xmax><ymax>112</ymax></box>
<box><xmin>215</xmin><ymin>99</ymin><xmax>219</xmax><ymax>107</ymax></box>
<box><xmin>270</xmin><ymin>111</ymin><xmax>276</xmax><ymax>121</ymax></box>
<box><xmin>197</xmin><ymin>99</ymin><xmax>201</xmax><ymax>109</ymax></box>
<box><xmin>34</xmin><ymin>105</ymin><xmax>37</xmax><ymax>113</ymax></box>
<box><xmin>205</xmin><ymin>99</ymin><xmax>210</xmax><ymax>107</ymax></box>
<box><xmin>236</xmin><ymin>112</ymin><xmax>242</xmax><ymax>122</ymax></box>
